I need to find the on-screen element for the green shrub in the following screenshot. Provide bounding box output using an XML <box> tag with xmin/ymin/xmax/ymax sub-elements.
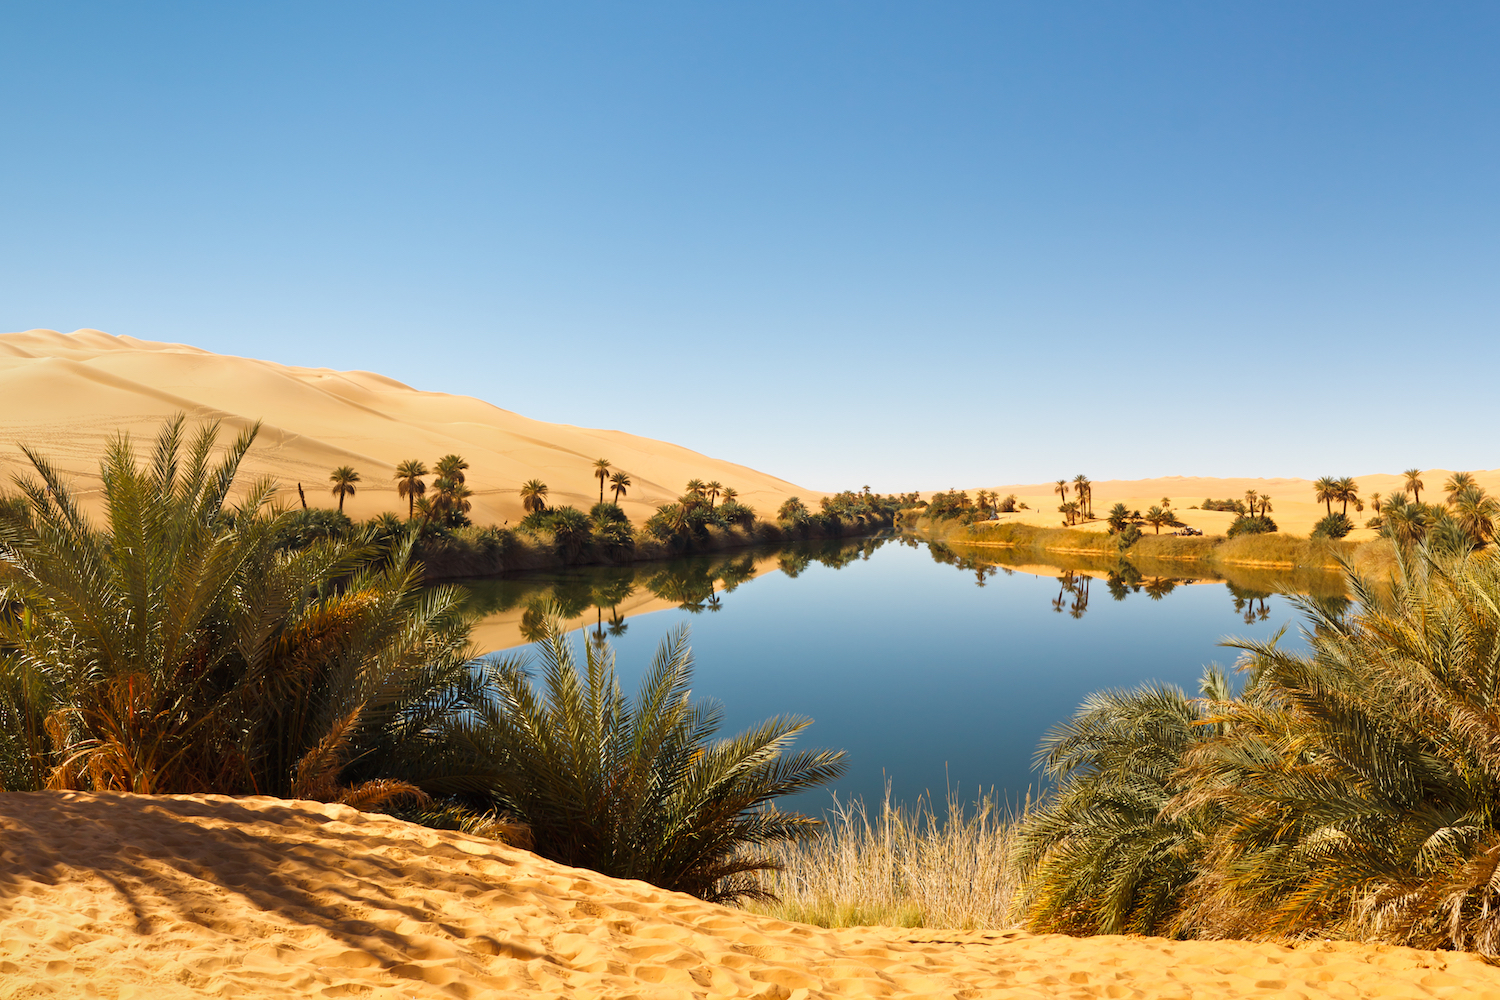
<box><xmin>1226</xmin><ymin>515</ymin><xmax>1278</xmax><ymax>538</ymax></box>
<box><xmin>271</xmin><ymin>507</ymin><xmax>354</xmax><ymax>551</ymax></box>
<box><xmin>1311</xmin><ymin>512</ymin><xmax>1354</xmax><ymax>539</ymax></box>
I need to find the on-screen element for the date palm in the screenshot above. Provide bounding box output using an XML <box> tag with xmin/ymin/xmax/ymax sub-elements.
<box><xmin>705</xmin><ymin>481</ymin><xmax>723</xmax><ymax>508</ymax></box>
<box><xmin>520</xmin><ymin>479</ymin><xmax>549</xmax><ymax>514</ymax></box>
<box><xmin>435</xmin><ymin>454</ymin><xmax>468</xmax><ymax>485</ymax></box>
<box><xmin>1073</xmin><ymin>475</ymin><xmax>1092</xmax><ymax>518</ymax></box>
<box><xmin>1371</xmin><ymin>492</ymin><xmax>1382</xmax><ymax>514</ymax></box>
<box><xmin>720</xmin><ymin>486</ymin><xmax>738</xmax><ymax>505</ymax></box>
<box><xmin>1445</xmin><ymin>471</ymin><xmax>1477</xmax><ymax>504</ymax></box>
<box><xmin>592</xmin><ymin>458</ymin><xmax>612</xmax><ymax>503</ymax></box>
<box><xmin>1054</xmin><ymin>480</ymin><xmax>1069</xmax><ymax>505</ymax></box>
<box><xmin>685</xmin><ymin>479</ymin><xmax>706</xmax><ymax>500</ymax></box>
<box><xmin>1313</xmin><ymin>476</ymin><xmax>1338</xmax><ymax>515</ymax></box>
<box><xmin>468</xmin><ymin>610</ymin><xmax>847</xmax><ymax>902</ymax></box>
<box><xmin>1404</xmin><ymin>468</ymin><xmax>1424</xmax><ymax>504</ymax></box>
<box><xmin>1174</xmin><ymin>552</ymin><xmax>1500</xmax><ymax>951</ymax></box>
<box><xmin>1336</xmin><ymin>476</ymin><xmax>1359</xmax><ymax>515</ymax></box>
<box><xmin>1018</xmin><ymin>672</ymin><xmax>1224</xmax><ymax>935</ymax></box>
<box><xmin>608</xmin><ymin>471</ymin><xmax>631</xmax><ymax>504</ymax></box>
<box><xmin>1451</xmin><ymin>485</ymin><xmax>1498</xmax><ymax>543</ymax></box>
<box><xmin>329</xmin><ymin>465</ymin><xmax>360</xmax><ymax>513</ymax></box>
<box><xmin>394</xmin><ymin>459</ymin><xmax>428</xmax><ymax>519</ymax></box>
<box><xmin>0</xmin><ymin>416</ymin><xmax>475</xmax><ymax>805</ymax></box>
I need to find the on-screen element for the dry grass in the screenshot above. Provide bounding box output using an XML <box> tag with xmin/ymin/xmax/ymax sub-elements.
<box><xmin>743</xmin><ymin>788</ymin><xmax>1024</xmax><ymax>930</ymax></box>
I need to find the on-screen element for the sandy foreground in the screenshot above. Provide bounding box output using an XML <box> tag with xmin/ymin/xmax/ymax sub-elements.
<box><xmin>2</xmin><ymin>794</ymin><xmax>1497</xmax><ymax>999</ymax></box>
<box><xmin>0</xmin><ymin>329</ymin><xmax>816</xmax><ymax>525</ymax></box>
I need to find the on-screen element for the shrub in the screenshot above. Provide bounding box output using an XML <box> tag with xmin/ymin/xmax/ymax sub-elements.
<box><xmin>718</xmin><ymin>499</ymin><xmax>756</xmax><ymax>528</ymax></box>
<box><xmin>778</xmin><ymin>496</ymin><xmax>810</xmax><ymax>522</ymax></box>
<box><xmin>1311</xmin><ymin>512</ymin><xmax>1354</xmax><ymax>539</ymax></box>
<box><xmin>471</xmin><ymin>612</ymin><xmax>848</xmax><ymax>902</ymax></box>
<box><xmin>1226</xmin><ymin>515</ymin><xmax>1278</xmax><ymax>537</ymax></box>
<box><xmin>271</xmin><ymin>507</ymin><xmax>353</xmax><ymax>551</ymax></box>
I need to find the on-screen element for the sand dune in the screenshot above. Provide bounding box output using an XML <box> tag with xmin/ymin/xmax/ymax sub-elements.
<box><xmin>974</xmin><ymin>472</ymin><xmax>1498</xmax><ymax>539</ymax></box>
<box><xmin>0</xmin><ymin>329</ymin><xmax>818</xmax><ymax>525</ymax></box>
<box><xmin>1</xmin><ymin>792</ymin><xmax>1495</xmax><ymax>999</ymax></box>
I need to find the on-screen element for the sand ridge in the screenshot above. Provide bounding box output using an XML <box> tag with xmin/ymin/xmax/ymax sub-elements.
<box><xmin>2</xmin><ymin>793</ymin><xmax>1498</xmax><ymax>998</ymax></box>
<box><xmin>0</xmin><ymin>329</ymin><xmax>820</xmax><ymax>526</ymax></box>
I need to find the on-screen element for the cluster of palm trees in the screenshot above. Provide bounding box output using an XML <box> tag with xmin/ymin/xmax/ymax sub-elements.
<box><xmin>974</xmin><ymin>490</ymin><xmax>1018</xmax><ymax>514</ymax></box>
<box><xmin>1379</xmin><ymin>470</ymin><xmax>1500</xmax><ymax>551</ymax></box>
<box><xmin>1020</xmin><ymin>549</ymin><xmax>1500</xmax><ymax>954</ymax></box>
<box><xmin>1054</xmin><ymin>475</ymin><xmax>1094</xmax><ymax>524</ymax></box>
<box><xmin>591</xmin><ymin>458</ymin><xmax>632</xmax><ymax>505</ymax></box>
<box><xmin>388</xmin><ymin>454</ymin><xmax>473</xmax><ymax>525</ymax></box>
<box><xmin>1312</xmin><ymin>475</ymin><xmax>1363</xmax><ymax>516</ymax></box>
<box><xmin>0</xmin><ymin>419</ymin><xmax>845</xmax><ymax>904</ymax></box>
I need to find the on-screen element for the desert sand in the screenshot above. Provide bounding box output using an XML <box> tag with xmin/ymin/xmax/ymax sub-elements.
<box><xmin>969</xmin><ymin>472</ymin><xmax>1500</xmax><ymax>540</ymax></box>
<box><xmin>0</xmin><ymin>329</ymin><xmax>818</xmax><ymax>525</ymax></box>
<box><xmin>1</xmin><ymin>793</ymin><xmax>1496</xmax><ymax>999</ymax></box>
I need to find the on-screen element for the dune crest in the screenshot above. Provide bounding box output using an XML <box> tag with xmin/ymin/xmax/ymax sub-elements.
<box><xmin>2</xmin><ymin>792</ymin><xmax>1497</xmax><ymax>999</ymax></box>
<box><xmin>0</xmin><ymin>329</ymin><xmax>815</xmax><ymax>524</ymax></box>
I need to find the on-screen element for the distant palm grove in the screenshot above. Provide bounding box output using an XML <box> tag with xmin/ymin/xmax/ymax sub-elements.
<box><xmin>276</xmin><ymin>452</ymin><xmax>911</xmax><ymax>580</ymax></box>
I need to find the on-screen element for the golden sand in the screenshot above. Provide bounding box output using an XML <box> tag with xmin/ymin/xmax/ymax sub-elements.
<box><xmin>1</xmin><ymin>792</ymin><xmax>1496</xmax><ymax>998</ymax></box>
<box><xmin>0</xmin><ymin>329</ymin><xmax>815</xmax><ymax>525</ymax></box>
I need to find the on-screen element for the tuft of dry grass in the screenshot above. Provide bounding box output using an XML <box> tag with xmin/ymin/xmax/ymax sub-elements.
<box><xmin>743</xmin><ymin>787</ymin><xmax>1024</xmax><ymax>930</ymax></box>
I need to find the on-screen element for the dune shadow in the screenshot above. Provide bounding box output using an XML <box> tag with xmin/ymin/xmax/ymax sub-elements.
<box><xmin>0</xmin><ymin>791</ymin><xmax>548</xmax><ymax>966</ymax></box>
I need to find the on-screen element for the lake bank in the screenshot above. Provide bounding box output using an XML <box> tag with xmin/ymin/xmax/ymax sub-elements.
<box><xmin>418</xmin><ymin>511</ymin><xmax>895</xmax><ymax>582</ymax></box>
<box><xmin>899</xmin><ymin>511</ymin><xmax>1397</xmax><ymax>585</ymax></box>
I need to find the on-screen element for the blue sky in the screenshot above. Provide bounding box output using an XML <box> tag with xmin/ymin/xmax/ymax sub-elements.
<box><xmin>3</xmin><ymin>3</ymin><xmax>1497</xmax><ymax>491</ymax></box>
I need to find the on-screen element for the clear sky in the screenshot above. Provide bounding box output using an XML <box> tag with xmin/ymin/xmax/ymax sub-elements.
<box><xmin>3</xmin><ymin>3</ymin><xmax>1497</xmax><ymax>491</ymax></box>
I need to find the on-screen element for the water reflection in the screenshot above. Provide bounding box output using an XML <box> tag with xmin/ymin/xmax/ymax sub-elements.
<box><xmin>921</xmin><ymin>538</ymin><xmax>1348</xmax><ymax>620</ymax></box>
<box><xmin>462</xmin><ymin>536</ymin><xmax>891</xmax><ymax>652</ymax></box>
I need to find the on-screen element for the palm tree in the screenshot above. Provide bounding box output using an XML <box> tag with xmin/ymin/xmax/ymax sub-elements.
<box><xmin>720</xmin><ymin>486</ymin><xmax>738</xmax><ymax>505</ymax></box>
<box><xmin>520</xmin><ymin>479</ymin><xmax>549</xmax><ymax>514</ymax></box>
<box><xmin>1144</xmin><ymin>505</ymin><xmax>1171</xmax><ymax>534</ymax></box>
<box><xmin>608</xmin><ymin>471</ymin><xmax>631</xmax><ymax>504</ymax></box>
<box><xmin>0</xmin><ymin>416</ymin><xmax>475</xmax><ymax>805</ymax></box>
<box><xmin>1452</xmin><ymin>485</ymin><xmax>1498</xmax><ymax>543</ymax></box>
<box><xmin>705</xmin><ymin>481</ymin><xmax>723</xmax><ymax>509</ymax></box>
<box><xmin>1243</xmin><ymin>489</ymin><xmax>1258</xmax><ymax>517</ymax></box>
<box><xmin>1018</xmin><ymin>672</ymin><xmax>1224</xmax><ymax>935</ymax></box>
<box><xmin>329</xmin><ymin>465</ymin><xmax>360</xmax><ymax>513</ymax></box>
<box><xmin>1381</xmin><ymin>494</ymin><xmax>1428</xmax><ymax>548</ymax></box>
<box><xmin>592</xmin><ymin>458</ymin><xmax>612</xmax><ymax>503</ymax></box>
<box><xmin>1059</xmin><ymin>500</ymin><xmax>1079</xmax><ymax>526</ymax></box>
<box><xmin>1313</xmin><ymin>476</ymin><xmax>1338</xmax><ymax>515</ymax></box>
<box><xmin>1371</xmin><ymin>492</ymin><xmax>1382</xmax><ymax>514</ymax></box>
<box><xmin>1073</xmin><ymin>475</ymin><xmax>1092</xmax><ymax>519</ymax></box>
<box><xmin>472</xmin><ymin>610</ymin><xmax>847</xmax><ymax>901</ymax></box>
<box><xmin>394</xmin><ymin>459</ymin><xmax>428</xmax><ymax>519</ymax></box>
<box><xmin>685</xmin><ymin>479</ymin><xmax>707</xmax><ymax>500</ymax></box>
<box><xmin>1336</xmin><ymin>476</ymin><xmax>1359</xmax><ymax>515</ymax></box>
<box><xmin>1055</xmin><ymin>480</ymin><xmax>1069</xmax><ymax>506</ymax></box>
<box><xmin>434</xmin><ymin>454</ymin><xmax>468</xmax><ymax>485</ymax></box>
<box><xmin>1404</xmin><ymin>468</ymin><xmax>1425</xmax><ymax>504</ymax></box>
<box><xmin>1445</xmin><ymin>471</ymin><xmax>1477</xmax><ymax>504</ymax></box>
<box><xmin>1173</xmin><ymin>553</ymin><xmax>1500</xmax><ymax>949</ymax></box>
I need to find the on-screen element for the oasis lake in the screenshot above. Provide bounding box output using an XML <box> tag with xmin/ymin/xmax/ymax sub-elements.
<box><xmin>460</xmin><ymin>536</ymin><xmax>1334</xmax><ymax>814</ymax></box>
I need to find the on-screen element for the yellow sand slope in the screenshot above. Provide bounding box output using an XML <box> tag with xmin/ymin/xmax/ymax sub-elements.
<box><xmin>1</xmin><ymin>793</ymin><xmax>1496</xmax><ymax>999</ymax></box>
<box><xmin>0</xmin><ymin>329</ymin><xmax>816</xmax><ymax>524</ymax></box>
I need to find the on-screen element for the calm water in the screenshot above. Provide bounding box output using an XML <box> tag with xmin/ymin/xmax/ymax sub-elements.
<box><xmin>464</xmin><ymin>537</ymin><xmax>1324</xmax><ymax>814</ymax></box>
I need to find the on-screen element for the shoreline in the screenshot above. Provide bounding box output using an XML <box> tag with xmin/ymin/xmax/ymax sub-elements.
<box><xmin>419</xmin><ymin>514</ymin><xmax>896</xmax><ymax>583</ymax></box>
<box><xmin>899</xmin><ymin>511</ymin><xmax>1398</xmax><ymax>586</ymax></box>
